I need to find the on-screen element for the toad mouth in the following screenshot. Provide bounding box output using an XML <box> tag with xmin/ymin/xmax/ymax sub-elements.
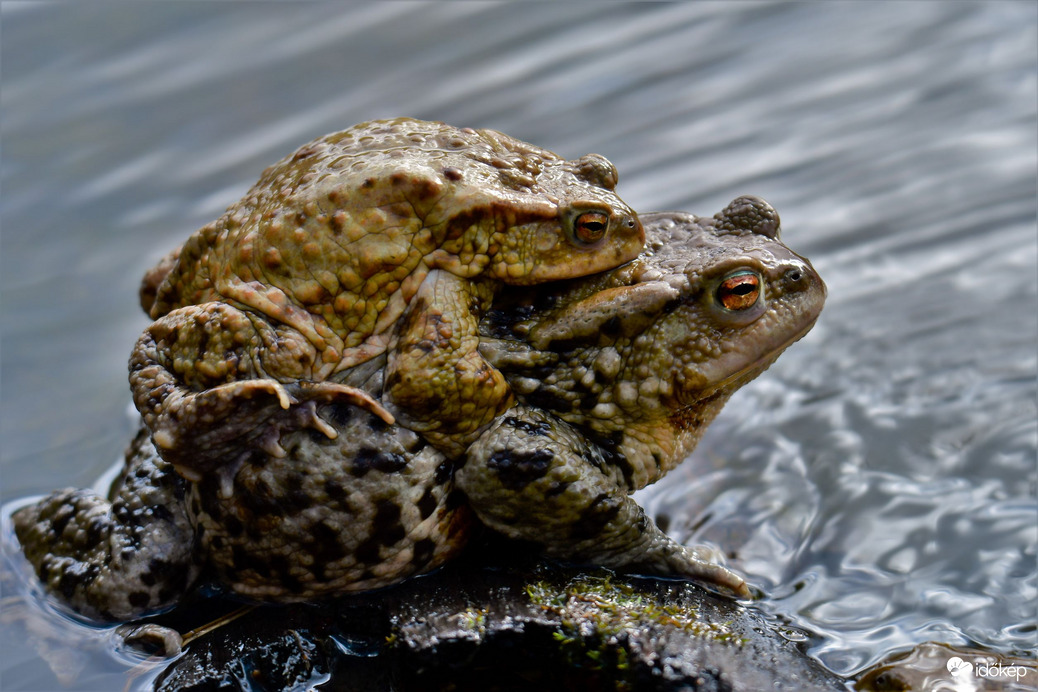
<box><xmin>696</xmin><ymin>314</ymin><xmax>821</xmax><ymax>401</ymax></box>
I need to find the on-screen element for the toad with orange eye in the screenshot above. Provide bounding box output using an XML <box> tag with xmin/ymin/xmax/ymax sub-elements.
<box><xmin>462</xmin><ymin>198</ymin><xmax>825</xmax><ymax>598</ymax></box>
<box><xmin>129</xmin><ymin>117</ymin><xmax>645</xmax><ymax>483</ymax></box>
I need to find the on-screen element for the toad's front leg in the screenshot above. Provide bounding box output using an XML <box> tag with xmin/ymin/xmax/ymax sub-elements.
<box><xmin>129</xmin><ymin>302</ymin><xmax>390</xmax><ymax>479</ymax></box>
<box><xmin>383</xmin><ymin>270</ymin><xmax>514</xmax><ymax>457</ymax></box>
<box><xmin>456</xmin><ymin>406</ymin><xmax>750</xmax><ymax>597</ymax></box>
<box><xmin>12</xmin><ymin>425</ymin><xmax>200</xmax><ymax>622</ymax></box>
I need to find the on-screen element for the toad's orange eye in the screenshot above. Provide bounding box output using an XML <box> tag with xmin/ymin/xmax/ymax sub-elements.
<box><xmin>717</xmin><ymin>271</ymin><xmax>761</xmax><ymax>311</ymax></box>
<box><xmin>573</xmin><ymin>211</ymin><xmax>609</xmax><ymax>244</ymax></box>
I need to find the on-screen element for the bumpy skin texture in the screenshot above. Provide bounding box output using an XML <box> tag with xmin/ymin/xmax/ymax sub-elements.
<box><xmin>190</xmin><ymin>400</ymin><xmax>473</xmax><ymax>602</ymax></box>
<box><xmin>466</xmin><ymin>201</ymin><xmax>825</xmax><ymax>593</ymax></box>
<box><xmin>13</xmin><ymin>198</ymin><xmax>824</xmax><ymax>621</ymax></box>
<box><xmin>132</xmin><ymin>118</ymin><xmax>643</xmax><ymax>464</ymax></box>
<box><xmin>14</xmin><ymin>427</ymin><xmax>199</xmax><ymax>620</ymax></box>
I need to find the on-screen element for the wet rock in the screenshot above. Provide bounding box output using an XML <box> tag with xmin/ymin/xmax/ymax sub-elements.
<box><xmin>116</xmin><ymin>623</ymin><xmax>184</xmax><ymax>658</ymax></box>
<box><xmin>152</xmin><ymin>599</ymin><xmax>389</xmax><ymax>691</ymax></box>
<box><xmin>153</xmin><ymin>550</ymin><xmax>847</xmax><ymax>691</ymax></box>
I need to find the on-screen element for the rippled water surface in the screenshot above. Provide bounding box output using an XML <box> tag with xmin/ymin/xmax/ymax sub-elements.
<box><xmin>2</xmin><ymin>2</ymin><xmax>1035</xmax><ymax>689</ymax></box>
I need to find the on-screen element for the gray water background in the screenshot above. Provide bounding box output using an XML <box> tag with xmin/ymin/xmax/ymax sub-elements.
<box><xmin>1</xmin><ymin>2</ymin><xmax>1035</xmax><ymax>689</ymax></box>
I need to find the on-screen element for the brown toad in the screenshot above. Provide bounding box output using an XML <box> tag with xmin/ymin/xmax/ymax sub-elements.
<box><xmin>13</xmin><ymin>198</ymin><xmax>824</xmax><ymax>620</ymax></box>
<box><xmin>133</xmin><ymin>117</ymin><xmax>643</xmax><ymax>472</ymax></box>
<box><xmin>467</xmin><ymin>199</ymin><xmax>825</xmax><ymax>589</ymax></box>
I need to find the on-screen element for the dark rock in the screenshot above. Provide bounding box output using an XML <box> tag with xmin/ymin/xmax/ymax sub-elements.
<box><xmin>153</xmin><ymin>599</ymin><xmax>389</xmax><ymax>691</ymax></box>
<box><xmin>383</xmin><ymin>564</ymin><xmax>846</xmax><ymax>691</ymax></box>
<box><xmin>152</xmin><ymin>550</ymin><xmax>846</xmax><ymax>691</ymax></box>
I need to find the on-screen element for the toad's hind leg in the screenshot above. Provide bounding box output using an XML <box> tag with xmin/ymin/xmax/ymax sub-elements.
<box><xmin>129</xmin><ymin>302</ymin><xmax>391</xmax><ymax>479</ymax></box>
<box><xmin>456</xmin><ymin>406</ymin><xmax>749</xmax><ymax>597</ymax></box>
<box><xmin>12</xmin><ymin>426</ymin><xmax>200</xmax><ymax>622</ymax></box>
<box><xmin>384</xmin><ymin>270</ymin><xmax>514</xmax><ymax>457</ymax></box>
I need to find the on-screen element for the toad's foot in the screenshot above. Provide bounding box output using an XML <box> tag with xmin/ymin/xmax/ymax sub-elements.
<box><xmin>12</xmin><ymin>426</ymin><xmax>200</xmax><ymax>622</ymax></box>
<box><xmin>457</xmin><ymin>406</ymin><xmax>749</xmax><ymax>597</ymax></box>
<box><xmin>137</xmin><ymin>378</ymin><xmax>391</xmax><ymax>481</ymax></box>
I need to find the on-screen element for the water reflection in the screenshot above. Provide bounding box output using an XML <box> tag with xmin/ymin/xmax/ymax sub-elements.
<box><xmin>2</xmin><ymin>1</ymin><xmax>1035</xmax><ymax>687</ymax></box>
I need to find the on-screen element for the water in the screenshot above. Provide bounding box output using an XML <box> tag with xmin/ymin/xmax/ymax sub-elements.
<box><xmin>1</xmin><ymin>2</ymin><xmax>1035</xmax><ymax>689</ymax></box>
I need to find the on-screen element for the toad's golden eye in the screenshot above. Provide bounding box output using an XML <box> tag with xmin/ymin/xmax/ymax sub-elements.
<box><xmin>717</xmin><ymin>271</ymin><xmax>761</xmax><ymax>311</ymax></box>
<box><xmin>573</xmin><ymin>211</ymin><xmax>609</xmax><ymax>244</ymax></box>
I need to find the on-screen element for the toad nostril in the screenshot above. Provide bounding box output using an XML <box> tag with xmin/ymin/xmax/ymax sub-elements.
<box><xmin>784</xmin><ymin>268</ymin><xmax>803</xmax><ymax>284</ymax></box>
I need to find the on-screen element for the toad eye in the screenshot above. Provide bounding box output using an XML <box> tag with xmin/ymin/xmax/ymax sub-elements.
<box><xmin>716</xmin><ymin>270</ymin><xmax>762</xmax><ymax>311</ymax></box>
<box><xmin>573</xmin><ymin>211</ymin><xmax>609</xmax><ymax>244</ymax></box>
